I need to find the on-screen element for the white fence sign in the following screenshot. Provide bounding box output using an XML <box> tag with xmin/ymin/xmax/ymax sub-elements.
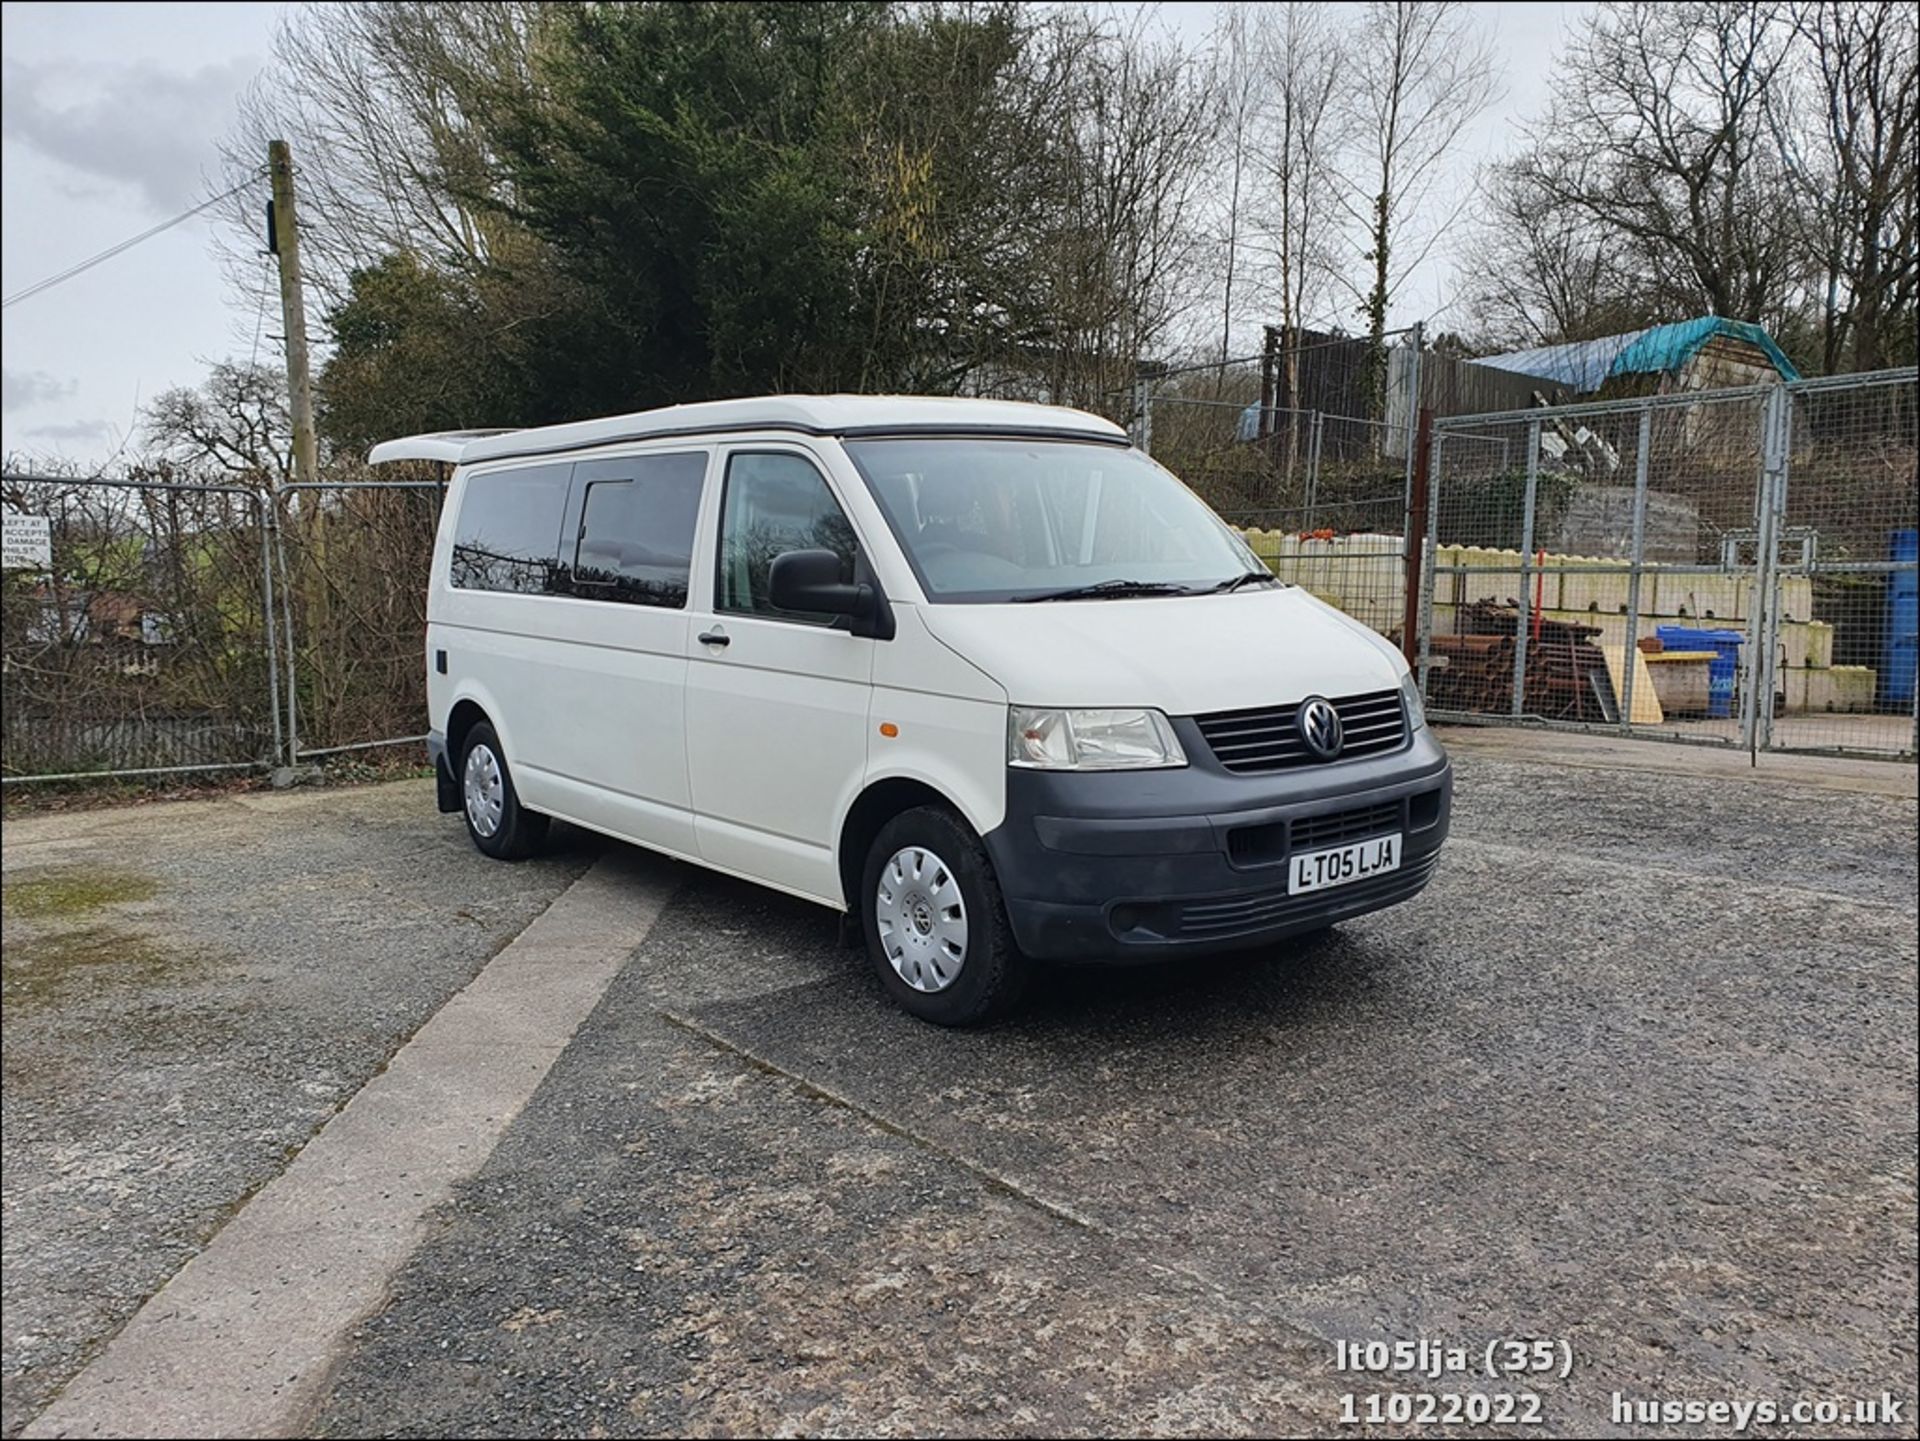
<box><xmin>3</xmin><ymin>513</ymin><xmax>53</xmax><ymax>571</ymax></box>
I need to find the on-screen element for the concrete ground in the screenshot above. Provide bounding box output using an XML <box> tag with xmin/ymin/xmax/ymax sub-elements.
<box><xmin>4</xmin><ymin>731</ymin><xmax>1916</xmax><ymax>1438</ymax></box>
<box><xmin>0</xmin><ymin>785</ymin><xmax>598</xmax><ymax>1437</ymax></box>
<box><xmin>1538</xmin><ymin>710</ymin><xmax>1917</xmax><ymax>759</ymax></box>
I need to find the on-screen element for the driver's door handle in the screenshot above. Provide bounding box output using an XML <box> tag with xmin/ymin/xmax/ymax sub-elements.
<box><xmin>698</xmin><ymin>628</ymin><xmax>730</xmax><ymax>649</ymax></box>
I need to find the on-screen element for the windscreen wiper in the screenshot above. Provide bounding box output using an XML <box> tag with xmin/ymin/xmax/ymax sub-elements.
<box><xmin>1016</xmin><ymin>578</ymin><xmax>1199</xmax><ymax>603</ymax></box>
<box><xmin>1202</xmin><ymin>570</ymin><xmax>1283</xmax><ymax>594</ymax></box>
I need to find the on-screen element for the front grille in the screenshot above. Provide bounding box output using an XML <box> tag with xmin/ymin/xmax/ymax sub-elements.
<box><xmin>1167</xmin><ymin>853</ymin><xmax>1439</xmax><ymax>940</ymax></box>
<box><xmin>1194</xmin><ymin>689</ymin><xmax>1407</xmax><ymax>773</ymax></box>
<box><xmin>1290</xmin><ymin>799</ymin><xmax>1403</xmax><ymax>851</ymax></box>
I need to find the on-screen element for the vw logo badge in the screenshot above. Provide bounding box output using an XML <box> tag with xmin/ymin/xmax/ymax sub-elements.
<box><xmin>1296</xmin><ymin>696</ymin><xmax>1344</xmax><ymax>760</ymax></box>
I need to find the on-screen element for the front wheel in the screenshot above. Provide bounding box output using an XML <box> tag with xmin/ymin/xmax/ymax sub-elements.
<box><xmin>459</xmin><ymin>721</ymin><xmax>548</xmax><ymax>860</ymax></box>
<box><xmin>861</xmin><ymin>806</ymin><xmax>1028</xmax><ymax>1026</ymax></box>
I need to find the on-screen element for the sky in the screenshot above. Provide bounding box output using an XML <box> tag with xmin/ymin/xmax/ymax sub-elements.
<box><xmin>1</xmin><ymin>0</ymin><xmax>1591</xmax><ymax>468</ymax></box>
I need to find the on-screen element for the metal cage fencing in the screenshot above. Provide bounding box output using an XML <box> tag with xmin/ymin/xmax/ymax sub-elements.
<box><xmin>1140</xmin><ymin>329</ymin><xmax>1424</xmax><ymax>532</ymax></box>
<box><xmin>2</xmin><ymin>474</ymin><xmax>449</xmax><ymax>784</ymax></box>
<box><xmin>272</xmin><ymin>480</ymin><xmax>444</xmax><ymax>761</ymax></box>
<box><xmin>1774</xmin><ymin>373</ymin><xmax>1918</xmax><ymax>754</ymax></box>
<box><xmin>1418</xmin><ymin>368</ymin><xmax>1918</xmax><ymax>760</ymax></box>
<box><xmin>1</xmin><ymin>475</ymin><xmax>280</xmax><ymax>782</ymax></box>
<box><xmin>1141</xmin><ymin>330</ymin><xmax>1427</xmax><ymax>655</ymax></box>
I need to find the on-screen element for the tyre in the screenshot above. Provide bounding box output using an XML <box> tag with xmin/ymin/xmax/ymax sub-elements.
<box><xmin>458</xmin><ymin>721</ymin><xmax>549</xmax><ymax>860</ymax></box>
<box><xmin>861</xmin><ymin>805</ymin><xmax>1028</xmax><ymax>1026</ymax></box>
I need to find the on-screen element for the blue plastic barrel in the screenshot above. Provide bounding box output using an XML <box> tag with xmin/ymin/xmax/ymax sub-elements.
<box><xmin>1883</xmin><ymin>528</ymin><xmax>1918</xmax><ymax>709</ymax></box>
<box><xmin>1656</xmin><ymin>625</ymin><xmax>1745</xmax><ymax>718</ymax></box>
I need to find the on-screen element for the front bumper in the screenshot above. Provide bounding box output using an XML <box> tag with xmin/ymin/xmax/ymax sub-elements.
<box><xmin>983</xmin><ymin>723</ymin><xmax>1451</xmax><ymax>961</ymax></box>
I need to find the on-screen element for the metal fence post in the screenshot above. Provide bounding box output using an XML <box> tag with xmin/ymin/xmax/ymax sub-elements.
<box><xmin>1739</xmin><ymin>388</ymin><xmax>1783</xmax><ymax>758</ymax></box>
<box><xmin>1305</xmin><ymin>410</ymin><xmax>1324</xmax><ymax>527</ymax></box>
<box><xmin>255</xmin><ymin>491</ymin><xmax>285</xmax><ymax>768</ymax></box>
<box><xmin>1399</xmin><ymin>322</ymin><xmax>1424</xmax><ymax>570</ymax></box>
<box><xmin>272</xmin><ymin>486</ymin><xmax>302</xmax><ymax>765</ymax></box>
<box><xmin>1756</xmin><ymin>384</ymin><xmax>1792</xmax><ymax>755</ymax></box>
<box><xmin>1400</xmin><ymin>408</ymin><xmax>1433</xmax><ymax>669</ymax></box>
<box><xmin>1618</xmin><ymin>406</ymin><xmax>1653</xmax><ymax>733</ymax></box>
<box><xmin>1511</xmin><ymin>419</ymin><xmax>1542</xmax><ymax>716</ymax></box>
<box><xmin>1416</xmin><ymin>426</ymin><xmax>1444</xmax><ymax>698</ymax></box>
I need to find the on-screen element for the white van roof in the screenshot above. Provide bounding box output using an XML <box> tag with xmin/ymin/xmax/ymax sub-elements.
<box><xmin>367</xmin><ymin>395</ymin><xmax>1127</xmax><ymax>467</ymax></box>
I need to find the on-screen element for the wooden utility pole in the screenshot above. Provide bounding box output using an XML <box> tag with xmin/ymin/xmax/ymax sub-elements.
<box><xmin>267</xmin><ymin>140</ymin><xmax>317</xmax><ymax>488</ymax></box>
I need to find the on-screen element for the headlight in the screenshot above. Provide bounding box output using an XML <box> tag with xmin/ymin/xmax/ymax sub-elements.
<box><xmin>1401</xmin><ymin>670</ymin><xmax>1427</xmax><ymax>731</ymax></box>
<box><xmin>1007</xmin><ymin>707</ymin><xmax>1187</xmax><ymax>770</ymax></box>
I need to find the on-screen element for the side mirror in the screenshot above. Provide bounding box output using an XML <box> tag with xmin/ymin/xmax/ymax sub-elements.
<box><xmin>768</xmin><ymin>548</ymin><xmax>870</xmax><ymax>619</ymax></box>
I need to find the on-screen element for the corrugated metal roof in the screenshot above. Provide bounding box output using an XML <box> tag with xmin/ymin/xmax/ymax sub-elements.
<box><xmin>1471</xmin><ymin>317</ymin><xmax>1800</xmax><ymax>393</ymax></box>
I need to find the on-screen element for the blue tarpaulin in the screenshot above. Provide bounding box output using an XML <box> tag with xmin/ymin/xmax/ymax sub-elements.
<box><xmin>1472</xmin><ymin>317</ymin><xmax>1800</xmax><ymax>393</ymax></box>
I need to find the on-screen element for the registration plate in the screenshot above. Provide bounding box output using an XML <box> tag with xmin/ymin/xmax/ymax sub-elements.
<box><xmin>1288</xmin><ymin>833</ymin><xmax>1401</xmax><ymax>895</ymax></box>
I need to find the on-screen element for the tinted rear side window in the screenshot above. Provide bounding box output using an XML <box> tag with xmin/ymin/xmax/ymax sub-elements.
<box><xmin>570</xmin><ymin>453</ymin><xmax>707</xmax><ymax>608</ymax></box>
<box><xmin>451</xmin><ymin>464</ymin><xmax>571</xmax><ymax>594</ymax></box>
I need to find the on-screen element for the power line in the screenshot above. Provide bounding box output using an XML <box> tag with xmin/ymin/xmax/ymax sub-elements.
<box><xmin>1</xmin><ymin>169</ymin><xmax>267</xmax><ymax>311</ymax></box>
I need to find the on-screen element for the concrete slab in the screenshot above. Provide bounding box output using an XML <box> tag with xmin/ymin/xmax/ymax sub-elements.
<box><xmin>1</xmin><ymin>780</ymin><xmax>599</xmax><ymax>1437</ymax></box>
<box><xmin>21</xmin><ymin>850</ymin><xmax>677</xmax><ymax>1441</ymax></box>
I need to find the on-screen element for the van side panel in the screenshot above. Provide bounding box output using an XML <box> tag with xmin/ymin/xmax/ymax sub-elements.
<box><xmin>458</xmin><ymin>613</ymin><xmax>696</xmax><ymax>852</ymax></box>
<box><xmin>428</xmin><ymin>455</ymin><xmax>704</xmax><ymax>857</ymax></box>
<box><xmin>862</xmin><ymin>602</ymin><xmax>1009</xmax><ymax>841</ymax></box>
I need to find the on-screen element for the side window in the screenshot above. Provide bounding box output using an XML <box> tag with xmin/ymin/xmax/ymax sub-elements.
<box><xmin>451</xmin><ymin>464</ymin><xmax>571</xmax><ymax>595</ymax></box>
<box><xmin>717</xmin><ymin>452</ymin><xmax>858</xmax><ymax>620</ymax></box>
<box><xmin>570</xmin><ymin>452</ymin><xmax>706</xmax><ymax>608</ymax></box>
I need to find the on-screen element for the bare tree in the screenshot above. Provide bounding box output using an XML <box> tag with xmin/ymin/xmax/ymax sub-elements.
<box><xmin>1208</xmin><ymin>3</ymin><xmax>1265</xmax><ymax>377</ymax></box>
<box><xmin>1249</xmin><ymin>2</ymin><xmax>1348</xmax><ymax>408</ymax></box>
<box><xmin>1779</xmin><ymin>0</ymin><xmax>1918</xmax><ymax>371</ymax></box>
<box><xmin>1513</xmin><ymin>2</ymin><xmax>1801</xmax><ymax>328</ymax></box>
<box><xmin>1456</xmin><ymin>160</ymin><xmax>1663</xmax><ymax>348</ymax></box>
<box><xmin>213</xmin><ymin>2</ymin><xmax>552</xmax><ymax>310</ymax></box>
<box><xmin>1028</xmin><ymin>11</ymin><xmax>1215</xmax><ymax>411</ymax></box>
<box><xmin>144</xmin><ymin>363</ymin><xmax>293</xmax><ymax>488</ymax></box>
<box><xmin>1339</xmin><ymin>1</ymin><xmax>1500</xmax><ymax>411</ymax></box>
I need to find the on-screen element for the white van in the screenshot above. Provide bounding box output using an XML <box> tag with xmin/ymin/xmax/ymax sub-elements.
<box><xmin>372</xmin><ymin>396</ymin><xmax>1450</xmax><ymax>1025</ymax></box>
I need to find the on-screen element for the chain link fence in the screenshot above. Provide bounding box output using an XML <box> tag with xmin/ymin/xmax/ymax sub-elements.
<box><xmin>1417</xmin><ymin>368</ymin><xmax>1917</xmax><ymax>760</ymax></box>
<box><xmin>274</xmin><ymin>480</ymin><xmax>444</xmax><ymax>761</ymax></box>
<box><xmin>1142</xmin><ymin>330</ymin><xmax>1427</xmax><ymax>650</ymax></box>
<box><xmin>3</xmin><ymin>474</ymin><xmax>444</xmax><ymax>785</ymax></box>
<box><xmin>2</xmin><ymin>476</ymin><xmax>280</xmax><ymax>782</ymax></box>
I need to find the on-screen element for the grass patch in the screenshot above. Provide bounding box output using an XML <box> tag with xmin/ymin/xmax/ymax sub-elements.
<box><xmin>0</xmin><ymin>924</ymin><xmax>210</xmax><ymax>1012</ymax></box>
<box><xmin>3</xmin><ymin>869</ymin><xmax>159</xmax><ymax>919</ymax></box>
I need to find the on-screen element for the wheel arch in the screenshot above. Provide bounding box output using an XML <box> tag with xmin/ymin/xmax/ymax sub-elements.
<box><xmin>836</xmin><ymin>776</ymin><xmax>973</xmax><ymax>918</ymax></box>
<box><xmin>445</xmin><ymin>696</ymin><xmax>492</xmax><ymax>766</ymax></box>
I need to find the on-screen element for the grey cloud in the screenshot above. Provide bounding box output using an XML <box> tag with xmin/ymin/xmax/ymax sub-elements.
<box><xmin>1</xmin><ymin>54</ymin><xmax>259</xmax><ymax>213</ymax></box>
<box><xmin>24</xmin><ymin>418</ymin><xmax>120</xmax><ymax>444</ymax></box>
<box><xmin>2</xmin><ymin>369</ymin><xmax>78</xmax><ymax>413</ymax></box>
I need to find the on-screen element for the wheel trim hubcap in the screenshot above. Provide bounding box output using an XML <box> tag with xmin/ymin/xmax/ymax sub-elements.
<box><xmin>875</xmin><ymin>845</ymin><xmax>968</xmax><ymax>993</ymax></box>
<box><xmin>463</xmin><ymin>744</ymin><xmax>505</xmax><ymax>838</ymax></box>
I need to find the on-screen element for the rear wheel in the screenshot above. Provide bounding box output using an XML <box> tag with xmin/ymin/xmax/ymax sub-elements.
<box><xmin>861</xmin><ymin>806</ymin><xmax>1028</xmax><ymax>1026</ymax></box>
<box><xmin>459</xmin><ymin>721</ymin><xmax>548</xmax><ymax>860</ymax></box>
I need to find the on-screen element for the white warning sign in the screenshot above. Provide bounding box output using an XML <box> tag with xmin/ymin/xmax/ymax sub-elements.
<box><xmin>3</xmin><ymin>513</ymin><xmax>53</xmax><ymax>571</ymax></box>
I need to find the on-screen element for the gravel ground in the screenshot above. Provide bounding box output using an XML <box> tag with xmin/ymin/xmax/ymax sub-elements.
<box><xmin>0</xmin><ymin>781</ymin><xmax>597</xmax><ymax>1437</ymax></box>
<box><xmin>309</xmin><ymin>748</ymin><xmax>1918</xmax><ymax>1438</ymax></box>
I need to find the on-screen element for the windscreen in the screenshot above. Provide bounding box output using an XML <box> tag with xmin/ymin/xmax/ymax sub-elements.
<box><xmin>843</xmin><ymin>437</ymin><xmax>1264</xmax><ymax>603</ymax></box>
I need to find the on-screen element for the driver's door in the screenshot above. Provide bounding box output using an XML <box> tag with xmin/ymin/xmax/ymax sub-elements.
<box><xmin>684</xmin><ymin>447</ymin><xmax>874</xmax><ymax>903</ymax></box>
